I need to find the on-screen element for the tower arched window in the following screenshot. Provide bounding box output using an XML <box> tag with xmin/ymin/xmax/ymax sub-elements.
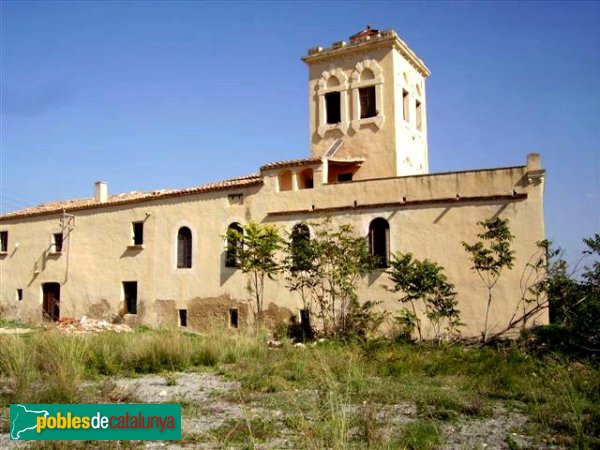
<box><xmin>225</xmin><ymin>222</ymin><xmax>244</xmax><ymax>268</ymax></box>
<box><xmin>317</xmin><ymin>68</ymin><xmax>349</xmax><ymax>137</ymax></box>
<box><xmin>350</xmin><ymin>59</ymin><xmax>384</xmax><ymax>130</ymax></box>
<box><xmin>177</xmin><ymin>226</ymin><xmax>192</xmax><ymax>268</ymax></box>
<box><xmin>368</xmin><ymin>218</ymin><xmax>389</xmax><ymax>268</ymax></box>
<box><xmin>290</xmin><ymin>223</ymin><xmax>311</xmax><ymax>271</ymax></box>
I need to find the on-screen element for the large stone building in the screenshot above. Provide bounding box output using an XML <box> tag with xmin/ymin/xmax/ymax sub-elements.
<box><xmin>0</xmin><ymin>28</ymin><xmax>547</xmax><ymax>336</ymax></box>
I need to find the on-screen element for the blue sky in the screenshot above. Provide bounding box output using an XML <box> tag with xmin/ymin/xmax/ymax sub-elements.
<box><xmin>1</xmin><ymin>1</ymin><xmax>598</xmax><ymax>266</ymax></box>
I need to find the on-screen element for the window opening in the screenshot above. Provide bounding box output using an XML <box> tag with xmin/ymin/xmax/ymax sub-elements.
<box><xmin>402</xmin><ymin>90</ymin><xmax>410</xmax><ymax>122</ymax></box>
<box><xmin>123</xmin><ymin>281</ymin><xmax>138</xmax><ymax>315</ymax></box>
<box><xmin>368</xmin><ymin>218</ymin><xmax>390</xmax><ymax>268</ymax></box>
<box><xmin>226</xmin><ymin>222</ymin><xmax>243</xmax><ymax>268</ymax></box>
<box><xmin>229</xmin><ymin>308</ymin><xmax>239</xmax><ymax>328</ymax></box>
<box><xmin>359</xmin><ymin>86</ymin><xmax>376</xmax><ymax>118</ymax></box>
<box><xmin>133</xmin><ymin>222</ymin><xmax>144</xmax><ymax>245</ymax></box>
<box><xmin>179</xmin><ymin>309</ymin><xmax>188</xmax><ymax>327</ymax></box>
<box><xmin>290</xmin><ymin>223</ymin><xmax>311</xmax><ymax>271</ymax></box>
<box><xmin>0</xmin><ymin>231</ymin><xmax>8</xmax><ymax>252</ymax></box>
<box><xmin>177</xmin><ymin>227</ymin><xmax>192</xmax><ymax>268</ymax></box>
<box><xmin>337</xmin><ymin>173</ymin><xmax>353</xmax><ymax>182</ymax></box>
<box><xmin>52</xmin><ymin>233</ymin><xmax>63</xmax><ymax>253</ymax></box>
<box><xmin>325</xmin><ymin>92</ymin><xmax>341</xmax><ymax>124</ymax></box>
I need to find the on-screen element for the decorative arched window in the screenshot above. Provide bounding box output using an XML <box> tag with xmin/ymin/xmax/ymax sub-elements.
<box><xmin>368</xmin><ymin>218</ymin><xmax>389</xmax><ymax>268</ymax></box>
<box><xmin>177</xmin><ymin>226</ymin><xmax>192</xmax><ymax>268</ymax></box>
<box><xmin>350</xmin><ymin>59</ymin><xmax>384</xmax><ymax>131</ymax></box>
<box><xmin>317</xmin><ymin>68</ymin><xmax>349</xmax><ymax>137</ymax></box>
<box><xmin>278</xmin><ymin>170</ymin><xmax>293</xmax><ymax>192</ymax></box>
<box><xmin>290</xmin><ymin>223</ymin><xmax>311</xmax><ymax>271</ymax></box>
<box><xmin>225</xmin><ymin>222</ymin><xmax>243</xmax><ymax>268</ymax></box>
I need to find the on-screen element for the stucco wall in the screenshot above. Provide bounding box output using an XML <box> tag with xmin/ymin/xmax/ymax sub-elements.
<box><xmin>0</xmin><ymin>155</ymin><xmax>546</xmax><ymax>337</ymax></box>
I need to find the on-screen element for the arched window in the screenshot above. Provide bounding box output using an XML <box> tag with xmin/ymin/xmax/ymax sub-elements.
<box><xmin>290</xmin><ymin>223</ymin><xmax>311</xmax><ymax>271</ymax></box>
<box><xmin>278</xmin><ymin>170</ymin><xmax>293</xmax><ymax>192</ymax></box>
<box><xmin>225</xmin><ymin>222</ymin><xmax>243</xmax><ymax>268</ymax></box>
<box><xmin>298</xmin><ymin>168</ymin><xmax>314</xmax><ymax>189</ymax></box>
<box><xmin>177</xmin><ymin>227</ymin><xmax>192</xmax><ymax>268</ymax></box>
<box><xmin>317</xmin><ymin>68</ymin><xmax>349</xmax><ymax>137</ymax></box>
<box><xmin>368</xmin><ymin>218</ymin><xmax>389</xmax><ymax>268</ymax></box>
<box><xmin>350</xmin><ymin>59</ymin><xmax>384</xmax><ymax>130</ymax></box>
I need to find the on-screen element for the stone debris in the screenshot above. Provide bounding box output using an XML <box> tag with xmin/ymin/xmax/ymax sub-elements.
<box><xmin>56</xmin><ymin>316</ymin><xmax>132</xmax><ymax>334</ymax></box>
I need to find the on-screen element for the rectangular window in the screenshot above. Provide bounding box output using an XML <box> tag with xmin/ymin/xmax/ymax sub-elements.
<box><xmin>123</xmin><ymin>281</ymin><xmax>138</xmax><ymax>315</ymax></box>
<box><xmin>337</xmin><ymin>173</ymin><xmax>353</xmax><ymax>182</ymax></box>
<box><xmin>179</xmin><ymin>309</ymin><xmax>188</xmax><ymax>327</ymax></box>
<box><xmin>17</xmin><ymin>289</ymin><xmax>23</xmax><ymax>301</ymax></box>
<box><xmin>52</xmin><ymin>233</ymin><xmax>63</xmax><ymax>253</ymax></box>
<box><xmin>229</xmin><ymin>308</ymin><xmax>239</xmax><ymax>329</ymax></box>
<box><xmin>133</xmin><ymin>222</ymin><xmax>144</xmax><ymax>245</ymax></box>
<box><xmin>0</xmin><ymin>231</ymin><xmax>8</xmax><ymax>252</ymax></box>
<box><xmin>416</xmin><ymin>100</ymin><xmax>422</xmax><ymax>131</ymax></box>
<box><xmin>325</xmin><ymin>92</ymin><xmax>341</xmax><ymax>124</ymax></box>
<box><xmin>359</xmin><ymin>86</ymin><xmax>377</xmax><ymax>119</ymax></box>
<box><xmin>402</xmin><ymin>90</ymin><xmax>409</xmax><ymax>122</ymax></box>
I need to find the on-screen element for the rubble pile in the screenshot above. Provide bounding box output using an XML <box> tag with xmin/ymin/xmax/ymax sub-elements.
<box><xmin>57</xmin><ymin>316</ymin><xmax>132</xmax><ymax>334</ymax></box>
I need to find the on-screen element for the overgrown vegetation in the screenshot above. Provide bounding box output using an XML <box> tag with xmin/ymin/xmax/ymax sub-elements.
<box><xmin>0</xmin><ymin>328</ymin><xmax>598</xmax><ymax>448</ymax></box>
<box><xmin>462</xmin><ymin>217</ymin><xmax>515</xmax><ymax>343</ymax></box>
<box><xmin>386</xmin><ymin>252</ymin><xmax>462</xmax><ymax>343</ymax></box>
<box><xmin>225</xmin><ymin>222</ymin><xmax>283</xmax><ymax>323</ymax></box>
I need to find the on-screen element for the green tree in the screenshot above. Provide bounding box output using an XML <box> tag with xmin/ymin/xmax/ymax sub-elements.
<box><xmin>387</xmin><ymin>252</ymin><xmax>461</xmax><ymax>343</ymax></box>
<box><xmin>284</xmin><ymin>219</ymin><xmax>379</xmax><ymax>338</ymax></box>
<box><xmin>462</xmin><ymin>217</ymin><xmax>515</xmax><ymax>343</ymax></box>
<box><xmin>225</xmin><ymin>222</ymin><xmax>282</xmax><ymax>324</ymax></box>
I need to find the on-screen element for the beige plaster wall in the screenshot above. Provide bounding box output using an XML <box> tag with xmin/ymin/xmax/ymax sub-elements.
<box><xmin>0</xmin><ymin>155</ymin><xmax>546</xmax><ymax>338</ymax></box>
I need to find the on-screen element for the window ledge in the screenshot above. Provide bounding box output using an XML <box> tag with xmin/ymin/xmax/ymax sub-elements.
<box><xmin>318</xmin><ymin>121</ymin><xmax>349</xmax><ymax>137</ymax></box>
<box><xmin>0</xmin><ymin>251</ymin><xmax>8</xmax><ymax>257</ymax></box>
<box><xmin>351</xmin><ymin>114</ymin><xmax>384</xmax><ymax>131</ymax></box>
<box><xmin>127</xmin><ymin>244</ymin><xmax>144</xmax><ymax>250</ymax></box>
<box><xmin>48</xmin><ymin>251</ymin><xmax>62</xmax><ymax>256</ymax></box>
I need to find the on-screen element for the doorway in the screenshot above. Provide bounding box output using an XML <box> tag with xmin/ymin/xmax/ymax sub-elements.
<box><xmin>42</xmin><ymin>282</ymin><xmax>60</xmax><ymax>321</ymax></box>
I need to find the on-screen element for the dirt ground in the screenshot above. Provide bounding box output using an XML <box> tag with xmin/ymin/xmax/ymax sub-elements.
<box><xmin>1</xmin><ymin>371</ymin><xmax>533</xmax><ymax>449</ymax></box>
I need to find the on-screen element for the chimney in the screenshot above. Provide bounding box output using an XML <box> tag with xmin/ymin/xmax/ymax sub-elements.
<box><xmin>95</xmin><ymin>181</ymin><xmax>108</xmax><ymax>203</ymax></box>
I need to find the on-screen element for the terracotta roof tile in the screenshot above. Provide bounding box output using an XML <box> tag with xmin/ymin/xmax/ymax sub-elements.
<box><xmin>0</xmin><ymin>173</ymin><xmax>262</xmax><ymax>221</ymax></box>
<box><xmin>260</xmin><ymin>158</ymin><xmax>321</xmax><ymax>171</ymax></box>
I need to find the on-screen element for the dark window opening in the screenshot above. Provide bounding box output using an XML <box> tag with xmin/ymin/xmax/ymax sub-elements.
<box><xmin>337</xmin><ymin>173</ymin><xmax>353</xmax><ymax>182</ymax></box>
<box><xmin>0</xmin><ymin>231</ymin><xmax>8</xmax><ymax>252</ymax></box>
<box><xmin>325</xmin><ymin>92</ymin><xmax>341</xmax><ymax>124</ymax></box>
<box><xmin>133</xmin><ymin>222</ymin><xmax>144</xmax><ymax>245</ymax></box>
<box><xmin>123</xmin><ymin>281</ymin><xmax>138</xmax><ymax>315</ymax></box>
<box><xmin>226</xmin><ymin>222</ymin><xmax>243</xmax><ymax>268</ymax></box>
<box><xmin>179</xmin><ymin>309</ymin><xmax>188</xmax><ymax>327</ymax></box>
<box><xmin>416</xmin><ymin>100</ymin><xmax>423</xmax><ymax>130</ymax></box>
<box><xmin>177</xmin><ymin>227</ymin><xmax>192</xmax><ymax>268</ymax></box>
<box><xmin>402</xmin><ymin>90</ymin><xmax>409</xmax><ymax>122</ymax></box>
<box><xmin>291</xmin><ymin>223</ymin><xmax>311</xmax><ymax>271</ymax></box>
<box><xmin>53</xmin><ymin>233</ymin><xmax>63</xmax><ymax>253</ymax></box>
<box><xmin>369</xmin><ymin>218</ymin><xmax>390</xmax><ymax>268</ymax></box>
<box><xmin>17</xmin><ymin>289</ymin><xmax>23</xmax><ymax>301</ymax></box>
<box><xmin>300</xmin><ymin>309</ymin><xmax>314</xmax><ymax>340</ymax></box>
<box><xmin>359</xmin><ymin>86</ymin><xmax>377</xmax><ymax>119</ymax></box>
<box><xmin>42</xmin><ymin>282</ymin><xmax>60</xmax><ymax>322</ymax></box>
<box><xmin>229</xmin><ymin>308</ymin><xmax>239</xmax><ymax>329</ymax></box>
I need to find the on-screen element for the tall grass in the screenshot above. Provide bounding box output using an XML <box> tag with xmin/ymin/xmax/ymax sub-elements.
<box><xmin>0</xmin><ymin>328</ymin><xmax>598</xmax><ymax>448</ymax></box>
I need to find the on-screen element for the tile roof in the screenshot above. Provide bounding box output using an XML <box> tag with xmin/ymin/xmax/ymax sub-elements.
<box><xmin>260</xmin><ymin>157</ymin><xmax>321</xmax><ymax>171</ymax></box>
<box><xmin>0</xmin><ymin>173</ymin><xmax>262</xmax><ymax>221</ymax></box>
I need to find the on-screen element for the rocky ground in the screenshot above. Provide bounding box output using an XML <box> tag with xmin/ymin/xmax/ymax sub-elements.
<box><xmin>1</xmin><ymin>371</ymin><xmax>534</xmax><ymax>449</ymax></box>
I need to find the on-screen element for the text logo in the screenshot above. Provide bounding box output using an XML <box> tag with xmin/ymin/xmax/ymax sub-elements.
<box><xmin>10</xmin><ymin>404</ymin><xmax>181</xmax><ymax>441</ymax></box>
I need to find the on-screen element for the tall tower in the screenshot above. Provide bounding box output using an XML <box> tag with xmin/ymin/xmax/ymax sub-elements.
<box><xmin>302</xmin><ymin>27</ymin><xmax>431</xmax><ymax>180</ymax></box>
